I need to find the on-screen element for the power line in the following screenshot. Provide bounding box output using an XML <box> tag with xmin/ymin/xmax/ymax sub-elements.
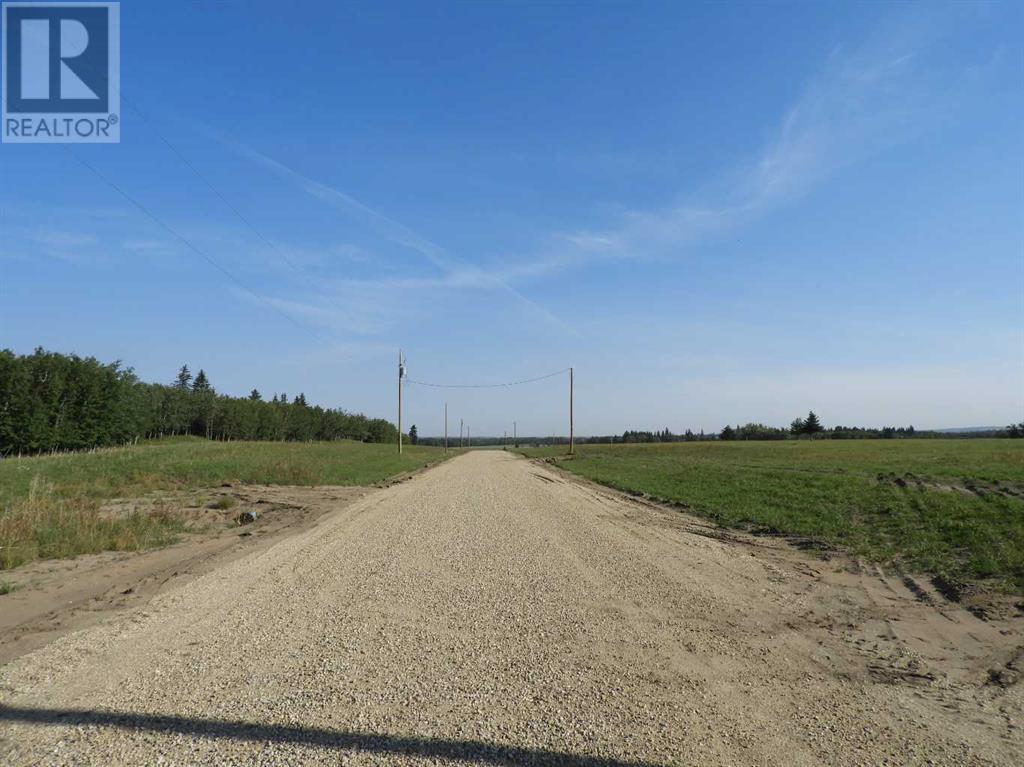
<box><xmin>43</xmin><ymin>36</ymin><xmax>351</xmax><ymax>334</ymax></box>
<box><xmin>22</xmin><ymin>23</ymin><xmax>347</xmax><ymax>330</ymax></box>
<box><xmin>64</xmin><ymin>147</ymin><xmax>333</xmax><ymax>344</ymax></box>
<box><xmin>120</xmin><ymin>95</ymin><xmax>335</xmax><ymax>296</ymax></box>
<box><xmin>405</xmin><ymin>368</ymin><xmax>570</xmax><ymax>389</ymax></box>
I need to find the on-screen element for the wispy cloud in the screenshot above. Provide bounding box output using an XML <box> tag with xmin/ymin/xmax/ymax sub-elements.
<box><xmin>24</xmin><ymin>230</ymin><xmax>100</xmax><ymax>261</ymax></box>
<box><xmin>494</xmin><ymin>9</ymin><xmax>963</xmax><ymax>282</ymax></box>
<box><xmin>28</xmin><ymin>231</ymin><xmax>98</xmax><ymax>249</ymax></box>
<box><xmin>195</xmin><ymin>4</ymin><xmax>983</xmax><ymax>343</ymax></box>
<box><xmin>121</xmin><ymin>238</ymin><xmax>174</xmax><ymax>254</ymax></box>
<box><xmin>255</xmin><ymin>241</ymin><xmax>378</xmax><ymax>272</ymax></box>
<box><xmin>242</xmin><ymin>289</ymin><xmax>392</xmax><ymax>337</ymax></box>
<box><xmin>204</xmin><ymin>127</ymin><xmax>577</xmax><ymax>335</ymax></box>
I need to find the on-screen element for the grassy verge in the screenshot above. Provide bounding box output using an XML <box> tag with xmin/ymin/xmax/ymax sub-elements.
<box><xmin>0</xmin><ymin>437</ymin><xmax>454</xmax><ymax>570</ymax></box>
<box><xmin>520</xmin><ymin>440</ymin><xmax>1024</xmax><ymax>592</ymax></box>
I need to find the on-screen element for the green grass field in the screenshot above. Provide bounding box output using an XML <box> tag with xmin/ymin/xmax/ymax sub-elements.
<box><xmin>520</xmin><ymin>440</ymin><xmax>1024</xmax><ymax>592</ymax></box>
<box><xmin>0</xmin><ymin>437</ymin><xmax>452</xmax><ymax>570</ymax></box>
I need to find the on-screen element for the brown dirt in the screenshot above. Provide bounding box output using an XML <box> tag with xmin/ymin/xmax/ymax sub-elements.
<box><xmin>0</xmin><ymin>484</ymin><xmax>371</xmax><ymax>665</ymax></box>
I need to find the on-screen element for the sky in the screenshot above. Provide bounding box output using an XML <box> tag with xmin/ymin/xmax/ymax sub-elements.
<box><xmin>1</xmin><ymin>0</ymin><xmax>1022</xmax><ymax>436</ymax></box>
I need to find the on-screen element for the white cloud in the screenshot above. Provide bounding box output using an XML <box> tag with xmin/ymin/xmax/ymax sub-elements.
<box><xmin>494</xmin><ymin>10</ymin><xmax>961</xmax><ymax>282</ymax></box>
<box><xmin>234</xmin><ymin>286</ymin><xmax>394</xmax><ymax>338</ymax></box>
<box><xmin>28</xmin><ymin>231</ymin><xmax>98</xmax><ymax>249</ymax></box>
<box><xmin>121</xmin><ymin>238</ymin><xmax>174</xmax><ymax>253</ymax></box>
<box><xmin>204</xmin><ymin>127</ymin><xmax>577</xmax><ymax>336</ymax></box>
<box><xmin>22</xmin><ymin>230</ymin><xmax>100</xmax><ymax>261</ymax></box>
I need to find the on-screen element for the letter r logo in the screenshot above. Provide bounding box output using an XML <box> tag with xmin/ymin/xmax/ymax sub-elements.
<box><xmin>4</xmin><ymin>3</ymin><xmax>112</xmax><ymax>113</ymax></box>
<box><xmin>20</xmin><ymin>17</ymin><xmax>99</xmax><ymax>100</ymax></box>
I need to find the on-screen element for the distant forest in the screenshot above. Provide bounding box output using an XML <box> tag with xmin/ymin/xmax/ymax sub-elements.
<box><xmin>419</xmin><ymin>410</ymin><xmax>1022</xmax><ymax>446</ymax></box>
<box><xmin>599</xmin><ymin>411</ymin><xmax>1022</xmax><ymax>443</ymax></box>
<box><xmin>588</xmin><ymin>411</ymin><xmax>1020</xmax><ymax>443</ymax></box>
<box><xmin>0</xmin><ymin>348</ymin><xmax>399</xmax><ymax>455</ymax></box>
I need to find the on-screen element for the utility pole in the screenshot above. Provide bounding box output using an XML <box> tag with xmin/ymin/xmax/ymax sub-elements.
<box><xmin>398</xmin><ymin>349</ymin><xmax>404</xmax><ymax>454</ymax></box>
<box><xmin>444</xmin><ymin>402</ymin><xmax>448</xmax><ymax>453</ymax></box>
<box><xmin>569</xmin><ymin>366</ymin><xmax>574</xmax><ymax>455</ymax></box>
<box><xmin>460</xmin><ymin>418</ymin><xmax>463</xmax><ymax>448</ymax></box>
<box><xmin>513</xmin><ymin>421</ymin><xmax>517</xmax><ymax>448</ymax></box>
<box><xmin>467</xmin><ymin>426</ymin><xmax>470</xmax><ymax>448</ymax></box>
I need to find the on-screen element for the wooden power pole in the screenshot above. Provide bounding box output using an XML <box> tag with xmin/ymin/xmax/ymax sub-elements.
<box><xmin>397</xmin><ymin>349</ymin><xmax>404</xmax><ymax>454</ymax></box>
<box><xmin>569</xmin><ymin>366</ymin><xmax>574</xmax><ymax>455</ymax></box>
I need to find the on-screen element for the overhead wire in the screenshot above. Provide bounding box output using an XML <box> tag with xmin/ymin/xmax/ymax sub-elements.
<box><xmin>63</xmin><ymin>146</ymin><xmax>334</xmax><ymax>344</ymax></box>
<box><xmin>405</xmin><ymin>368</ymin><xmax>570</xmax><ymax>389</ymax></box>
<box><xmin>118</xmin><ymin>93</ymin><xmax>334</xmax><ymax>294</ymax></box>
<box><xmin>40</xmin><ymin>32</ymin><xmax>344</xmax><ymax>343</ymax></box>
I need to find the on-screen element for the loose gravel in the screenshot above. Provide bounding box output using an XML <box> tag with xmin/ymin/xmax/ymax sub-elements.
<box><xmin>0</xmin><ymin>451</ymin><xmax>1020</xmax><ymax>765</ymax></box>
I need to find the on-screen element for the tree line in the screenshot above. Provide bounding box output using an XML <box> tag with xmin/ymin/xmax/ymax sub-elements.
<box><xmin>0</xmin><ymin>348</ymin><xmax>399</xmax><ymax>455</ymax></box>
<box><xmin>416</xmin><ymin>413</ymin><xmax>1023</xmax><ymax>446</ymax></box>
<box><xmin>719</xmin><ymin>411</ymin><xmax>1023</xmax><ymax>441</ymax></box>
<box><xmin>613</xmin><ymin>412</ymin><xmax>1020</xmax><ymax>442</ymax></box>
<box><xmin>560</xmin><ymin>412</ymin><xmax>1021</xmax><ymax>445</ymax></box>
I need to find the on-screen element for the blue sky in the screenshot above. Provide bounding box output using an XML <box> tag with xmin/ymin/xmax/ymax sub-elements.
<box><xmin>2</xmin><ymin>0</ymin><xmax>1022</xmax><ymax>435</ymax></box>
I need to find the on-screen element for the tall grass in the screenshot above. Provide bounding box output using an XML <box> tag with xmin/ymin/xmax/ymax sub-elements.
<box><xmin>0</xmin><ymin>477</ymin><xmax>186</xmax><ymax>569</ymax></box>
<box><xmin>0</xmin><ymin>437</ymin><xmax>453</xmax><ymax>570</ymax></box>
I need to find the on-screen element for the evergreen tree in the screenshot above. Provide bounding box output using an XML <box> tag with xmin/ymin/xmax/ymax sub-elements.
<box><xmin>790</xmin><ymin>417</ymin><xmax>805</xmax><ymax>435</ymax></box>
<box><xmin>192</xmin><ymin>369</ymin><xmax>212</xmax><ymax>393</ymax></box>
<box><xmin>803</xmin><ymin>411</ymin><xmax>823</xmax><ymax>435</ymax></box>
<box><xmin>409</xmin><ymin>424</ymin><xmax>418</xmax><ymax>444</ymax></box>
<box><xmin>249</xmin><ymin>389</ymin><xmax>261</xmax><ymax>401</ymax></box>
<box><xmin>293</xmin><ymin>393</ymin><xmax>307</xmax><ymax>407</ymax></box>
<box><xmin>720</xmin><ymin>425</ymin><xmax>736</xmax><ymax>441</ymax></box>
<box><xmin>174</xmin><ymin>365</ymin><xmax>192</xmax><ymax>390</ymax></box>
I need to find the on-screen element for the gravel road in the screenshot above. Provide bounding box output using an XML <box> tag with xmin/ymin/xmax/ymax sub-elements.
<box><xmin>1</xmin><ymin>451</ymin><xmax>1020</xmax><ymax>765</ymax></box>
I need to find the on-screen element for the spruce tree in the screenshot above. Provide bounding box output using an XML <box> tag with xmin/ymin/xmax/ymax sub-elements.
<box><xmin>174</xmin><ymin>365</ymin><xmax>192</xmax><ymax>390</ymax></box>
<box><xmin>192</xmin><ymin>370</ymin><xmax>211</xmax><ymax>393</ymax></box>
<box><xmin>803</xmin><ymin>411</ymin><xmax>823</xmax><ymax>435</ymax></box>
<box><xmin>249</xmin><ymin>389</ymin><xmax>261</xmax><ymax>401</ymax></box>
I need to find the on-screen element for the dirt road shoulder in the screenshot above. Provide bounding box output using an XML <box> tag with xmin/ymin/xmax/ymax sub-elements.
<box><xmin>0</xmin><ymin>483</ymin><xmax>377</xmax><ymax>664</ymax></box>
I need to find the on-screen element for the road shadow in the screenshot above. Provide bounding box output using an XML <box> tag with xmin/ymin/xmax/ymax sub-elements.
<box><xmin>0</xmin><ymin>704</ymin><xmax>666</xmax><ymax>767</ymax></box>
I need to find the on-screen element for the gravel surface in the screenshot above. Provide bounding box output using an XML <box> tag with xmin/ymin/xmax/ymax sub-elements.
<box><xmin>1</xmin><ymin>450</ymin><xmax>1020</xmax><ymax>765</ymax></box>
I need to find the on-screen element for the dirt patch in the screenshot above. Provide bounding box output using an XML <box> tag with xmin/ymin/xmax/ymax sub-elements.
<box><xmin>530</xmin><ymin>454</ymin><xmax>1024</xmax><ymax>691</ymax></box>
<box><xmin>0</xmin><ymin>484</ymin><xmax>372</xmax><ymax>665</ymax></box>
<box><xmin>874</xmin><ymin>471</ymin><xmax>1024</xmax><ymax>500</ymax></box>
